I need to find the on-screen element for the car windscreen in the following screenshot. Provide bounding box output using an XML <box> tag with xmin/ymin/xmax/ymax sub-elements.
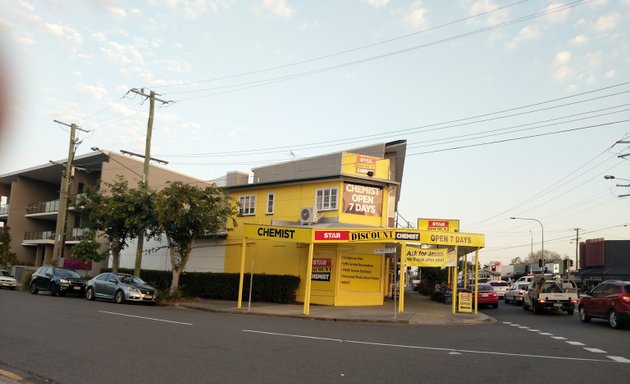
<box><xmin>491</xmin><ymin>282</ymin><xmax>509</xmax><ymax>287</ymax></box>
<box><xmin>55</xmin><ymin>269</ymin><xmax>81</xmax><ymax>278</ymax></box>
<box><xmin>518</xmin><ymin>284</ymin><xmax>529</xmax><ymax>290</ymax></box>
<box><xmin>120</xmin><ymin>275</ymin><xmax>146</xmax><ymax>285</ymax></box>
<box><xmin>477</xmin><ymin>285</ymin><xmax>493</xmax><ymax>291</ymax></box>
<box><xmin>0</xmin><ymin>271</ymin><xmax>10</xmax><ymax>277</ymax></box>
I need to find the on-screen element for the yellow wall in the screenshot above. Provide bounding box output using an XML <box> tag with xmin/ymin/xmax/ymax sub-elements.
<box><xmin>224</xmin><ymin>154</ymin><xmax>393</xmax><ymax>307</ymax></box>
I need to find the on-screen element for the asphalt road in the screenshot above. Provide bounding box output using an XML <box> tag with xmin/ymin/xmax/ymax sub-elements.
<box><xmin>1</xmin><ymin>289</ymin><xmax>629</xmax><ymax>384</ymax></box>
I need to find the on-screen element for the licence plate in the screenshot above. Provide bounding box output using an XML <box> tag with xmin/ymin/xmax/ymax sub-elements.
<box><xmin>554</xmin><ymin>303</ymin><xmax>562</xmax><ymax>307</ymax></box>
<box><xmin>481</xmin><ymin>293</ymin><xmax>488</xmax><ymax>297</ymax></box>
<box><xmin>144</xmin><ymin>295</ymin><xmax>152</xmax><ymax>299</ymax></box>
<box><xmin>74</xmin><ymin>286</ymin><xmax>81</xmax><ymax>290</ymax></box>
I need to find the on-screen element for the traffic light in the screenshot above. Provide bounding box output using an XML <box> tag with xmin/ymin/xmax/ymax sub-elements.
<box><xmin>538</xmin><ymin>258</ymin><xmax>543</xmax><ymax>267</ymax></box>
<box><xmin>491</xmin><ymin>265</ymin><xmax>496</xmax><ymax>271</ymax></box>
<box><xmin>563</xmin><ymin>259</ymin><xmax>569</xmax><ymax>270</ymax></box>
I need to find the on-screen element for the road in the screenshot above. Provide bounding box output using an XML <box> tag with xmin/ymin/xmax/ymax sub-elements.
<box><xmin>1</xmin><ymin>289</ymin><xmax>629</xmax><ymax>384</ymax></box>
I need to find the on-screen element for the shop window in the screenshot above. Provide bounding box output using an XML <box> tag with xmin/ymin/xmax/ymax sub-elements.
<box><xmin>266</xmin><ymin>193</ymin><xmax>274</xmax><ymax>214</ymax></box>
<box><xmin>239</xmin><ymin>195</ymin><xmax>256</xmax><ymax>216</ymax></box>
<box><xmin>316</xmin><ymin>187</ymin><xmax>338</xmax><ymax>211</ymax></box>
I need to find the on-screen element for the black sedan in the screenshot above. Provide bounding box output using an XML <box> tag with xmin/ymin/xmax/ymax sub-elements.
<box><xmin>85</xmin><ymin>273</ymin><xmax>157</xmax><ymax>304</ymax></box>
<box><xmin>29</xmin><ymin>265</ymin><xmax>85</xmax><ymax>296</ymax></box>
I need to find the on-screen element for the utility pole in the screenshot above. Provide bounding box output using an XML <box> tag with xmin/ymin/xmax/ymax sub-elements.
<box><xmin>51</xmin><ymin>121</ymin><xmax>89</xmax><ymax>266</ymax></box>
<box><xmin>128</xmin><ymin>88</ymin><xmax>171</xmax><ymax>276</ymax></box>
<box><xmin>573</xmin><ymin>228</ymin><xmax>581</xmax><ymax>270</ymax></box>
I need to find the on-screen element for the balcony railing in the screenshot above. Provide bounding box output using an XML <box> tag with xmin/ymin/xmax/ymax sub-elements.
<box><xmin>0</xmin><ymin>204</ymin><xmax>8</xmax><ymax>215</ymax></box>
<box><xmin>25</xmin><ymin>193</ymin><xmax>87</xmax><ymax>215</ymax></box>
<box><xmin>24</xmin><ymin>231</ymin><xmax>56</xmax><ymax>241</ymax></box>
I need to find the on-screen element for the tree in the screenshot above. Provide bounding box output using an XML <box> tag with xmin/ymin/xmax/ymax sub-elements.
<box><xmin>155</xmin><ymin>181</ymin><xmax>237</xmax><ymax>297</ymax></box>
<box><xmin>525</xmin><ymin>249</ymin><xmax>563</xmax><ymax>264</ymax></box>
<box><xmin>70</xmin><ymin>229</ymin><xmax>108</xmax><ymax>263</ymax></box>
<box><xmin>0</xmin><ymin>226</ymin><xmax>17</xmax><ymax>268</ymax></box>
<box><xmin>510</xmin><ymin>256</ymin><xmax>523</xmax><ymax>265</ymax></box>
<box><xmin>81</xmin><ymin>177</ymin><xmax>158</xmax><ymax>273</ymax></box>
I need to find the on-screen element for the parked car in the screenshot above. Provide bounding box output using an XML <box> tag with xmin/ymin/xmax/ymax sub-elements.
<box><xmin>85</xmin><ymin>272</ymin><xmax>157</xmax><ymax>304</ymax></box>
<box><xmin>0</xmin><ymin>270</ymin><xmax>18</xmax><ymax>290</ymax></box>
<box><xmin>504</xmin><ymin>283</ymin><xmax>530</xmax><ymax>305</ymax></box>
<box><xmin>29</xmin><ymin>266</ymin><xmax>85</xmax><ymax>296</ymax></box>
<box><xmin>473</xmin><ymin>284</ymin><xmax>499</xmax><ymax>308</ymax></box>
<box><xmin>488</xmin><ymin>281</ymin><xmax>510</xmax><ymax>298</ymax></box>
<box><xmin>578</xmin><ymin>280</ymin><xmax>630</xmax><ymax>329</ymax></box>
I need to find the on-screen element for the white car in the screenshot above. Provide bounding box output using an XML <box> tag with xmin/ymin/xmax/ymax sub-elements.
<box><xmin>504</xmin><ymin>283</ymin><xmax>530</xmax><ymax>305</ymax></box>
<box><xmin>0</xmin><ymin>270</ymin><xmax>18</xmax><ymax>290</ymax></box>
<box><xmin>487</xmin><ymin>281</ymin><xmax>510</xmax><ymax>298</ymax></box>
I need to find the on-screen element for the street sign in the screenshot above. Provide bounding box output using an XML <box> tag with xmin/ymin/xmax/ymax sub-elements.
<box><xmin>374</xmin><ymin>247</ymin><xmax>396</xmax><ymax>254</ymax></box>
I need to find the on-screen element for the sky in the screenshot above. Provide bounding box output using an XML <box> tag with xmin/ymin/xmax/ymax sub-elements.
<box><xmin>0</xmin><ymin>0</ymin><xmax>629</xmax><ymax>267</ymax></box>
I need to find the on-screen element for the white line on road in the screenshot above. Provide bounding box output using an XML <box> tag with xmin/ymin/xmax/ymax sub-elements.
<box><xmin>608</xmin><ymin>356</ymin><xmax>630</xmax><ymax>363</ymax></box>
<box><xmin>243</xmin><ymin>330</ymin><xmax>626</xmax><ymax>364</ymax></box>
<box><xmin>566</xmin><ymin>341</ymin><xmax>585</xmax><ymax>346</ymax></box>
<box><xmin>99</xmin><ymin>310</ymin><xmax>193</xmax><ymax>326</ymax></box>
<box><xmin>539</xmin><ymin>333</ymin><xmax>553</xmax><ymax>336</ymax></box>
<box><xmin>527</xmin><ymin>329</ymin><xmax>540</xmax><ymax>332</ymax></box>
<box><xmin>584</xmin><ymin>348</ymin><xmax>606</xmax><ymax>354</ymax></box>
<box><xmin>552</xmin><ymin>336</ymin><xmax>567</xmax><ymax>340</ymax></box>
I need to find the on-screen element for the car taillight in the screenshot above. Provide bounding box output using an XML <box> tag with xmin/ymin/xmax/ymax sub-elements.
<box><xmin>571</xmin><ymin>299</ymin><xmax>578</xmax><ymax>304</ymax></box>
<box><xmin>621</xmin><ymin>295</ymin><xmax>630</xmax><ymax>303</ymax></box>
<box><xmin>538</xmin><ymin>299</ymin><xmax>546</xmax><ymax>304</ymax></box>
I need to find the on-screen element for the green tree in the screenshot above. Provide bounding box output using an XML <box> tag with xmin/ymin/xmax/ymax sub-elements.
<box><xmin>0</xmin><ymin>226</ymin><xmax>17</xmax><ymax>268</ymax></box>
<box><xmin>70</xmin><ymin>229</ymin><xmax>108</xmax><ymax>263</ymax></box>
<box><xmin>510</xmin><ymin>256</ymin><xmax>523</xmax><ymax>265</ymax></box>
<box><xmin>526</xmin><ymin>249</ymin><xmax>563</xmax><ymax>264</ymax></box>
<box><xmin>81</xmin><ymin>177</ymin><xmax>158</xmax><ymax>272</ymax></box>
<box><xmin>155</xmin><ymin>181</ymin><xmax>237</xmax><ymax>297</ymax></box>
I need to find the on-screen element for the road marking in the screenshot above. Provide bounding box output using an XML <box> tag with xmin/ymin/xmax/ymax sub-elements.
<box><xmin>0</xmin><ymin>370</ymin><xmax>24</xmax><ymax>381</ymax></box>
<box><xmin>552</xmin><ymin>336</ymin><xmax>567</xmax><ymax>340</ymax></box>
<box><xmin>539</xmin><ymin>333</ymin><xmax>553</xmax><ymax>336</ymax></box>
<box><xmin>243</xmin><ymin>330</ymin><xmax>342</xmax><ymax>342</ymax></box>
<box><xmin>608</xmin><ymin>356</ymin><xmax>630</xmax><ymax>363</ymax></box>
<box><xmin>566</xmin><ymin>341</ymin><xmax>585</xmax><ymax>346</ymax></box>
<box><xmin>584</xmin><ymin>348</ymin><xmax>606</xmax><ymax>354</ymax></box>
<box><xmin>518</xmin><ymin>326</ymin><xmax>529</xmax><ymax>329</ymax></box>
<box><xmin>243</xmin><ymin>330</ymin><xmax>622</xmax><ymax>364</ymax></box>
<box><xmin>99</xmin><ymin>310</ymin><xmax>193</xmax><ymax>326</ymax></box>
<box><xmin>527</xmin><ymin>329</ymin><xmax>540</xmax><ymax>332</ymax></box>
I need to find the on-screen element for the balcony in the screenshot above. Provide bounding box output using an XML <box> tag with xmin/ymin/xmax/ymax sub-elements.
<box><xmin>0</xmin><ymin>204</ymin><xmax>7</xmax><ymax>220</ymax></box>
<box><xmin>23</xmin><ymin>230</ymin><xmax>56</xmax><ymax>245</ymax></box>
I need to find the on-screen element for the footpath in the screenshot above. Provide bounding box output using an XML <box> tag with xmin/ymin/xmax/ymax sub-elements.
<box><xmin>174</xmin><ymin>290</ymin><xmax>495</xmax><ymax>326</ymax></box>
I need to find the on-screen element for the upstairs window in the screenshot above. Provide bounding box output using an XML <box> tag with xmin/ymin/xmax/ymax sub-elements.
<box><xmin>266</xmin><ymin>193</ymin><xmax>275</xmax><ymax>214</ymax></box>
<box><xmin>239</xmin><ymin>195</ymin><xmax>256</xmax><ymax>216</ymax></box>
<box><xmin>316</xmin><ymin>187</ymin><xmax>338</xmax><ymax>211</ymax></box>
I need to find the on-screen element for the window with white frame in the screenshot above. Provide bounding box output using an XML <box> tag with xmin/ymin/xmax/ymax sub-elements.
<box><xmin>266</xmin><ymin>193</ymin><xmax>274</xmax><ymax>214</ymax></box>
<box><xmin>239</xmin><ymin>195</ymin><xmax>256</xmax><ymax>216</ymax></box>
<box><xmin>316</xmin><ymin>187</ymin><xmax>338</xmax><ymax>211</ymax></box>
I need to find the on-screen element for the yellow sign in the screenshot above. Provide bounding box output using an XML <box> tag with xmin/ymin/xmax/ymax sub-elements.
<box><xmin>338</xmin><ymin>253</ymin><xmax>382</xmax><ymax>292</ymax></box>
<box><xmin>458</xmin><ymin>292</ymin><xmax>473</xmax><ymax>313</ymax></box>
<box><xmin>420</xmin><ymin>231</ymin><xmax>485</xmax><ymax>247</ymax></box>
<box><xmin>244</xmin><ymin>224</ymin><xmax>312</xmax><ymax>243</ymax></box>
<box><xmin>417</xmin><ymin>218</ymin><xmax>460</xmax><ymax>232</ymax></box>
<box><xmin>402</xmin><ymin>246</ymin><xmax>452</xmax><ymax>267</ymax></box>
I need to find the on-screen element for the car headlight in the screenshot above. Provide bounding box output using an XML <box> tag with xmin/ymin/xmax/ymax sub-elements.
<box><xmin>60</xmin><ymin>278</ymin><xmax>69</xmax><ymax>284</ymax></box>
<box><xmin>126</xmin><ymin>286</ymin><xmax>140</xmax><ymax>294</ymax></box>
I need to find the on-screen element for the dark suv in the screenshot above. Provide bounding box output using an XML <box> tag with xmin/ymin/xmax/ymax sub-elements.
<box><xmin>578</xmin><ymin>280</ymin><xmax>630</xmax><ymax>329</ymax></box>
<box><xmin>29</xmin><ymin>266</ymin><xmax>86</xmax><ymax>297</ymax></box>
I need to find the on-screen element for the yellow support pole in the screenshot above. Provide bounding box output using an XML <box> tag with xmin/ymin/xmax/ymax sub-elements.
<box><xmin>451</xmin><ymin>246</ymin><xmax>458</xmax><ymax>314</ymax></box>
<box><xmin>474</xmin><ymin>249</ymin><xmax>479</xmax><ymax>315</ymax></box>
<box><xmin>463</xmin><ymin>253</ymin><xmax>468</xmax><ymax>289</ymax></box>
<box><xmin>237</xmin><ymin>237</ymin><xmax>247</xmax><ymax>309</ymax></box>
<box><xmin>303</xmin><ymin>242</ymin><xmax>315</xmax><ymax>316</ymax></box>
<box><xmin>398</xmin><ymin>251</ymin><xmax>405</xmax><ymax>313</ymax></box>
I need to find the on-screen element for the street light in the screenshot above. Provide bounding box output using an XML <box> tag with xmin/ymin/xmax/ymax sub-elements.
<box><xmin>510</xmin><ymin>217</ymin><xmax>544</xmax><ymax>271</ymax></box>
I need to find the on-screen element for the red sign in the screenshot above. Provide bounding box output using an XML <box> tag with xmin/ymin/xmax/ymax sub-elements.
<box><xmin>429</xmin><ymin>220</ymin><xmax>449</xmax><ymax>229</ymax></box>
<box><xmin>315</xmin><ymin>230</ymin><xmax>349</xmax><ymax>241</ymax></box>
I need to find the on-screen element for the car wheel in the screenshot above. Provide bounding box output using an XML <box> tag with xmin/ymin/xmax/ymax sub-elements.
<box><xmin>609</xmin><ymin>310</ymin><xmax>622</xmax><ymax>329</ymax></box>
<box><xmin>9</xmin><ymin>287</ymin><xmax>16</xmax><ymax>290</ymax></box>
<box><xmin>578</xmin><ymin>306</ymin><xmax>591</xmax><ymax>322</ymax></box>
<box><xmin>504</xmin><ymin>297</ymin><xmax>509</xmax><ymax>303</ymax></box>
<box><xmin>58</xmin><ymin>291</ymin><xmax>66</xmax><ymax>297</ymax></box>
<box><xmin>29</xmin><ymin>283</ymin><xmax>38</xmax><ymax>295</ymax></box>
<box><xmin>533</xmin><ymin>303</ymin><xmax>542</xmax><ymax>315</ymax></box>
<box><xmin>115</xmin><ymin>290</ymin><xmax>125</xmax><ymax>304</ymax></box>
<box><xmin>50</xmin><ymin>283</ymin><xmax>59</xmax><ymax>296</ymax></box>
<box><xmin>523</xmin><ymin>302</ymin><xmax>530</xmax><ymax>310</ymax></box>
<box><xmin>86</xmin><ymin>287</ymin><xmax>95</xmax><ymax>301</ymax></box>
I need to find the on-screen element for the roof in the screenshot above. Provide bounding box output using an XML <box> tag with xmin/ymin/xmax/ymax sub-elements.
<box><xmin>0</xmin><ymin>151</ymin><xmax>109</xmax><ymax>186</ymax></box>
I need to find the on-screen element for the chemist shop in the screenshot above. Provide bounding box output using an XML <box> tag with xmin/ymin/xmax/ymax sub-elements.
<box><xmin>235</xmin><ymin>224</ymin><xmax>485</xmax><ymax>316</ymax></box>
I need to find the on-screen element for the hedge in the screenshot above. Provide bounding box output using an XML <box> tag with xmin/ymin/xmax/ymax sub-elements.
<box><xmin>106</xmin><ymin>269</ymin><xmax>300</xmax><ymax>304</ymax></box>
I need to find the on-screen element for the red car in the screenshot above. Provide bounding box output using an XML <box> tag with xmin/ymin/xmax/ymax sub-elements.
<box><xmin>472</xmin><ymin>284</ymin><xmax>499</xmax><ymax>308</ymax></box>
<box><xmin>578</xmin><ymin>280</ymin><xmax>630</xmax><ymax>329</ymax></box>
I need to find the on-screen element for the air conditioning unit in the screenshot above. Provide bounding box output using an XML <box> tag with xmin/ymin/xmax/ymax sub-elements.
<box><xmin>299</xmin><ymin>207</ymin><xmax>318</xmax><ymax>225</ymax></box>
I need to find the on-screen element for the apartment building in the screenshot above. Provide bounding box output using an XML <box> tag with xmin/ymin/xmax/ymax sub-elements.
<box><xmin>0</xmin><ymin>150</ymin><xmax>205</xmax><ymax>275</ymax></box>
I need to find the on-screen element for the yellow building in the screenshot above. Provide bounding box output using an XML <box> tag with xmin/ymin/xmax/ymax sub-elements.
<box><xmin>223</xmin><ymin>141</ymin><xmax>407</xmax><ymax>306</ymax></box>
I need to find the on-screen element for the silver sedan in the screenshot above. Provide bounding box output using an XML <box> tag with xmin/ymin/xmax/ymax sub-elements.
<box><xmin>85</xmin><ymin>272</ymin><xmax>157</xmax><ymax>304</ymax></box>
